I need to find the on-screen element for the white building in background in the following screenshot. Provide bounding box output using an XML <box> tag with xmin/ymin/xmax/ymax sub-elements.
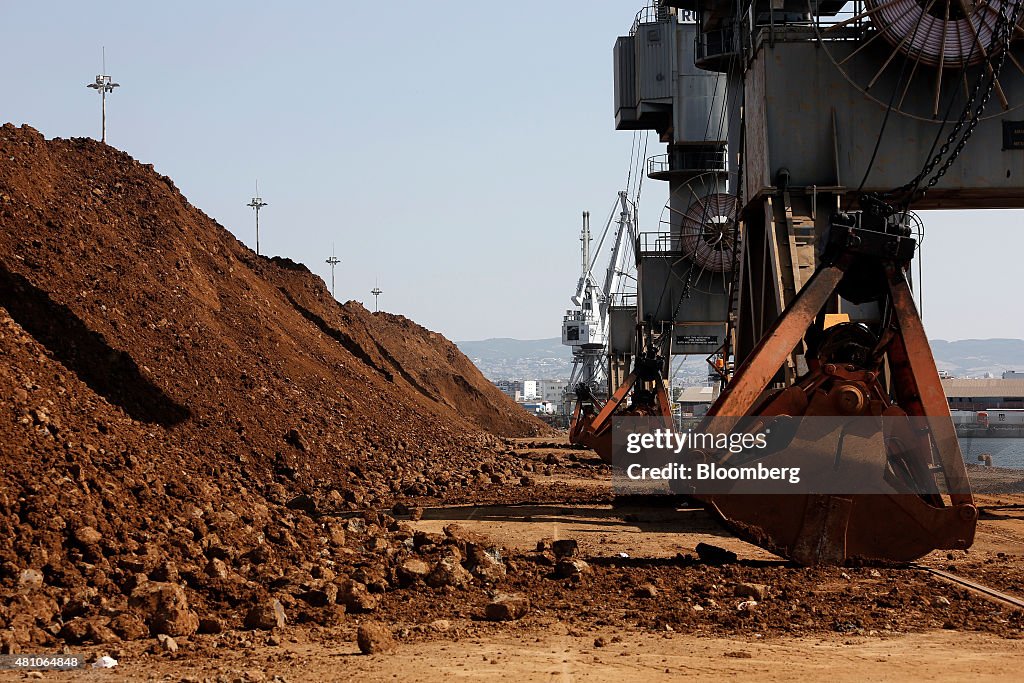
<box><xmin>491</xmin><ymin>380</ymin><xmax>540</xmax><ymax>401</ymax></box>
<box><xmin>518</xmin><ymin>380</ymin><xmax>539</xmax><ymax>401</ymax></box>
<box><xmin>490</xmin><ymin>378</ymin><xmax>571</xmax><ymax>416</ymax></box>
<box><xmin>538</xmin><ymin>379</ymin><xmax>569</xmax><ymax>403</ymax></box>
<box><xmin>523</xmin><ymin>401</ymin><xmax>558</xmax><ymax>415</ymax></box>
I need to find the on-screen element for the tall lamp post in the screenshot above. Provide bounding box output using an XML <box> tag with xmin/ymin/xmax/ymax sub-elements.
<box><xmin>325</xmin><ymin>247</ymin><xmax>341</xmax><ymax>299</ymax></box>
<box><xmin>86</xmin><ymin>48</ymin><xmax>119</xmax><ymax>143</ymax></box>
<box><xmin>247</xmin><ymin>181</ymin><xmax>268</xmax><ymax>256</ymax></box>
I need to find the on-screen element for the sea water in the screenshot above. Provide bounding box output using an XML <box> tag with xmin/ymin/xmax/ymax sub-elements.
<box><xmin>959</xmin><ymin>437</ymin><xmax>1024</xmax><ymax>469</ymax></box>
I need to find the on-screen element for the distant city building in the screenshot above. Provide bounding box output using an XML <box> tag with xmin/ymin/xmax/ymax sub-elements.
<box><xmin>520</xmin><ymin>380</ymin><xmax>539</xmax><ymax>401</ymax></box>
<box><xmin>491</xmin><ymin>378</ymin><xmax>570</xmax><ymax>416</ymax></box>
<box><xmin>493</xmin><ymin>379</ymin><xmax>517</xmax><ymax>398</ymax></box>
<box><xmin>522</xmin><ymin>401</ymin><xmax>558</xmax><ymax>415</ymax></box>
<box><xmin>492</xmin><ymin>380</ymin><xmax>539</xmax><ymax>400</ymax></box>
<box><xmin>538</xmin><ymin>379</ymin><xmax>569</xmax><ymax>403</ymax></box>
<box><xmin>1003</xmin><ymin>370</ymin><xmax>1024</xmax><ymax>380</ymax></box>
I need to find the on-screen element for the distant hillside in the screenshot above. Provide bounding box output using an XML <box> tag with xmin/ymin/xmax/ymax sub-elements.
<box><xmin>459</xmin><ymin>336</ymin><xmax>1024</xmax><ymax>381</ymax></box>
<box><xmin>455</xmin><ymin>338</ymin><xmax>570</xmax><ymax>380</ymax></box>
<box><xmin>931</xmin><ymin>339</ymin><xmax>1024</xmax><ymax>377</ymax></box>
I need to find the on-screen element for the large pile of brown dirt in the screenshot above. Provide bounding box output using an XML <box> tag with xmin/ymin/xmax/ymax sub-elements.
<box><xmin>0</xmin><ymin>123</ymin><xmax>553</xmax><ymax>650</ymax></box>
<box><xmin>265</xmin><ymin>258</ymin><xmax>551</xmax><ymax>439</ymax></box>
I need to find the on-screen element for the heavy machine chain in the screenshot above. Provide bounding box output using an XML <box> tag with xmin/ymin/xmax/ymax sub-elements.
<box><xmin>882</xmin><ymin>0</ymin><xmax>1024</xmax><ymax>207</ymax></box>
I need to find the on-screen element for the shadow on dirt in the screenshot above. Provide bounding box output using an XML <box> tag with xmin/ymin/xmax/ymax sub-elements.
<box><xmin>418</xmin><ymin>503</ymin><xmax>737</xmax><ymax>538</ymax></box>
<box><xmin>0</xmin><ymin>263</ymin><xmax>190</xmax><ymax>427</ymax></box>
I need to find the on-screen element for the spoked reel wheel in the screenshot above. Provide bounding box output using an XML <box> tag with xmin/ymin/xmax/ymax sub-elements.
<box><xmin>814</xmin><ymin>0</ymin><xmax>1024</xmax><ymax>121</ymax></box>
<box><xmin>657</xmin><ymin>171</ymin><xmax>739</xmax><ymax>295</ymax></box>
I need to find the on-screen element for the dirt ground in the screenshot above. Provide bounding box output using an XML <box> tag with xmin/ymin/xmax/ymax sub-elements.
<box><xmin>3</xmin><ymin>628</ymin><xmax>1019</xmax><ymax>682</ymax></box>
<box><xmin>2</xmin><ymin>441</ymin><xmax>1021</xmax><ymax>682</ymax></box>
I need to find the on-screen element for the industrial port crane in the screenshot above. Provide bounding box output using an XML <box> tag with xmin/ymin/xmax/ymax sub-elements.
<box><xmin>562</xmin><ymin>191</ymin><xmax>635</xmax><ymax>409</ymax></box>
<box><xmin>570</xmin><ymin>0</ymin><xmax>1024</xmax><ymax>565</ymax></box>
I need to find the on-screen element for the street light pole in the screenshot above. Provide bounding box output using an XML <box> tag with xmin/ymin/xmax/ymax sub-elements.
<box><xmin>247</xmin><ymin>181</ymin><xmax>268</xmax><ymax>256</ymax></box>
<box><xmin>326</xmin><ymin>247</ymin><xmax>340</xmax><ymax>298</ymax></box>
<box><xmin>86</xmin><ymin>48</ymin><xmax>119</xmax><ymax>143</ymax></box>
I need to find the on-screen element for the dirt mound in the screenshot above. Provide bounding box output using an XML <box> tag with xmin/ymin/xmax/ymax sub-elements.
<box><xmin>270</xmin><ymin>269</ymin><xmax>540</xmax><ymax>437</ymax></box>
<box><xmin>0</xmin><ymin>123</ymin><xmax>553</xmax><ymax>650</ymax></box>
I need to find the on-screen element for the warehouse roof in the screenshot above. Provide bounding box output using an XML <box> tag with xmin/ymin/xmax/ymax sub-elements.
<box><xmin>677</xmin><ymin>385</ymin><xmax>720</xmax><ymax>403</ymax></box>
<box><xmin>940</xmin><ymin>378</ymin><xmax>1024</xmax><ymax>398</ymax></box>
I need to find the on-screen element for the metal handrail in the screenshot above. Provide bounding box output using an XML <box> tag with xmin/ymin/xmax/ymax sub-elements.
<box><xmin>563</xmin><ymin>310</ymin><xmax>594</xmax><ymax>321</ymax></box>
<box><xmin>647</xmin><ymin>155</ymin><xmax>671</xmax><ymax>175</ymax></box>
<box><xmin>630</xmin><ymin>3</ymin><xmax>672</xmax><ymax>36</ymax></box>
<box><xmin>648</xmin><ymin>150</ymin><xmax>728</xmax><ymax>175</ymax></box>
<box><xmin>723</xmin><ymin>0</ymin><xmax>869</xmax><ymax>67</ymax></box>
<box><xmin>609</xmin><ymin>292</ymin><xmax>638</xmax><ymax>308</ymax></box>
<box><xmin>695</xmin><ymin>25</ymin><xmax>740</xmax><ymax>64</ymax></box>
<box><xmin>811</xmin><ymin>0</ymin><xmax>872</xmax><ymax>43</ymax></box>
<box><xmin>636</xmin><ymin>231</ymin><xmax>685</xmax><ymax>254</ymax></box>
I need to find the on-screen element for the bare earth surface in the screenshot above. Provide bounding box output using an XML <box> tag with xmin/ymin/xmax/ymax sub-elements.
<box><xmin>1</xmin><ymin>442</ymin><xmax>1021</xmax><ymax>682</ymax></box>
<box><xmin>3</xmin><ymin>629</ymin><xmax>1020</xmax><ymax>682</ymax></box>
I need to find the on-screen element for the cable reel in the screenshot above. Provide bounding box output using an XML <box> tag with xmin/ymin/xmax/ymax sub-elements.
<box><xmin>814</xmin><ymin>0</ymin><xmax>1024</xmax><ymax>121</ymax></box>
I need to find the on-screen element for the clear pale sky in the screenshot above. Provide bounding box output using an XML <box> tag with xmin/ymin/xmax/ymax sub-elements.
<box><xmin>2</xmin><ymin>1</ymin><xmax>1020</xmax><ymax>342</ymax></box>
